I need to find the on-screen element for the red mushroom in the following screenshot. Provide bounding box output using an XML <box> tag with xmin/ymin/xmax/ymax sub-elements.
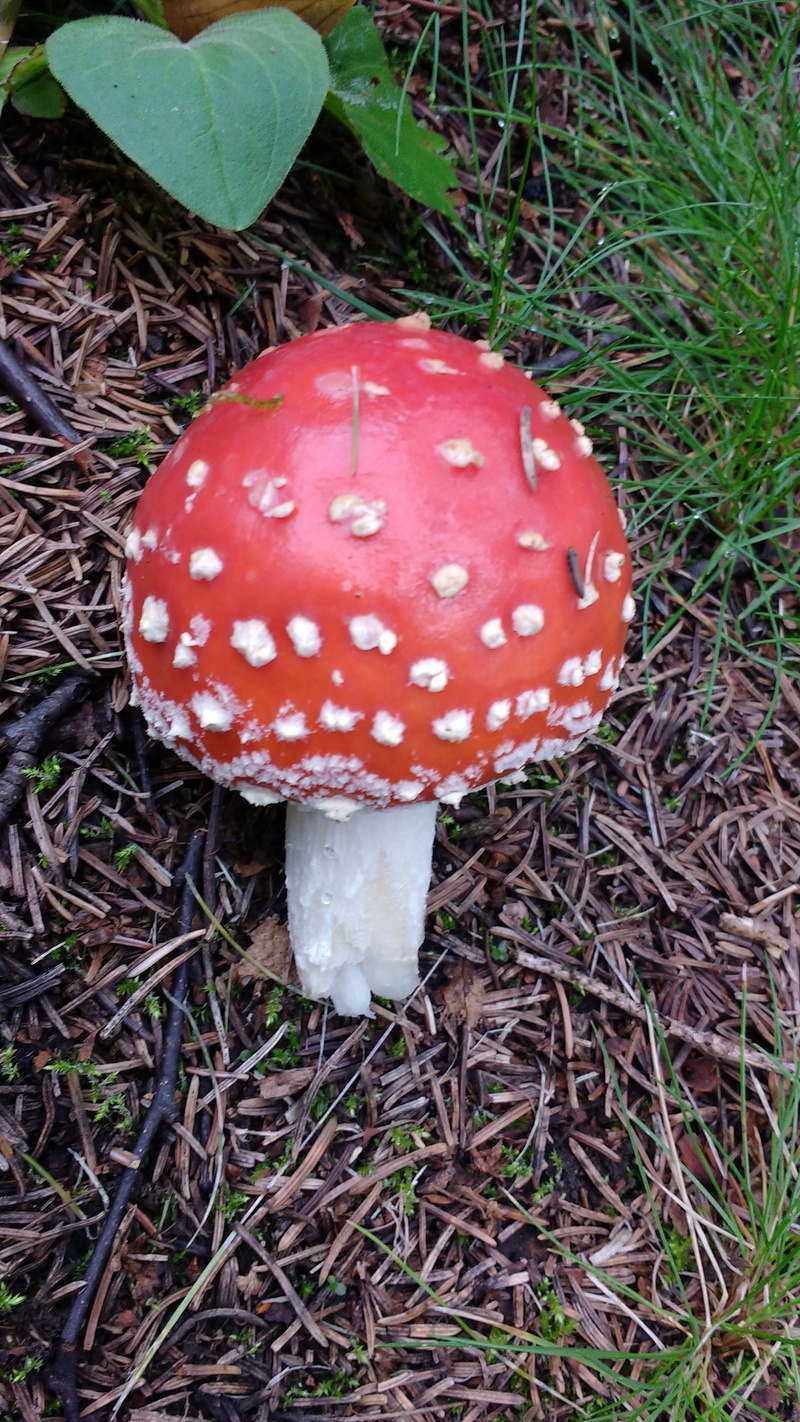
<box><xmin>123</xmin><ymin>316</ymin><xmax>633</xmax><ymax>1015</ymax></box>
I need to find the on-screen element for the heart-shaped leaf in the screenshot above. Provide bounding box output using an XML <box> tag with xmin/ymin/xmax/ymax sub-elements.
<box><xmin>46</xmin><ymin>12</ymin><xmax>329</xmax><ymax>230</ymax></box>
<box><xmin>325</xmin><ymin>8</ymin><xmax>458</xmax><ymax>217</ymax></box>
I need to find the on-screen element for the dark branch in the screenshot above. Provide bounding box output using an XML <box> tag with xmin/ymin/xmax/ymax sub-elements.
<box><xmin>48</xmin><ymin>829</ymin><xmax>205</xmax><ymax>1422</ymax></box>
<box><xmin>0</xmin><ymin>673</ymin><xmax>91</xmax><ymax>754</ymax></box>
<box><xmin>0</xmin><ymin>673</ymin><xmax>90</xmax><ymax>830</ymax></box>
<box><xmin>129</xmin><ymin>706</ymin><xmax>159</xmax><ymax>817</ymax></box>
<box><xmin>203</xmin><ymin>781</ymin><xmax>225</xmax><ymax>914</ymax></box>
<box><xmin>527</xmin><ymin>329</ymin><xmax>621</xmax><ymax>376</ymax></box>
<box><xmin>0</xmin><ymin>338</ymin><xmax>84</xmax><ymax>447</ymax></box>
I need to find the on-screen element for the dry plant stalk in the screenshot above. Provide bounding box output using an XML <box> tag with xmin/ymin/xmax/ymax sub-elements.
<box><xmin>0</xmin><ymin>0</ymin><xmax>21</xmax><ymax>55</ymax></box>
<box><xmin>162</xmin><ymin>0</ymin><xmax>355</xmax><ymax>40</ymax></box>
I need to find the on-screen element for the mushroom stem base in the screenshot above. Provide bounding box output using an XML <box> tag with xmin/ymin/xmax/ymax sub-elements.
<box><xmin>285</xmin><ymin>801</ymin><xmax>438</xmax><ymax>1016</ymax></box>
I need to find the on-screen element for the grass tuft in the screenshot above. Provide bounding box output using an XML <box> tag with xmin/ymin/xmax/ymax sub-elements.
<box><xmin>402</xmin><ymin>982</ymin><xmax>800</xmax><ymax>1421</ymax></box>
<box><xmin>537</xmin><ymin>0</ymin><xmax>800</xmax><ymax>689</ymax></box>
<box><xmin>417</xmin><ymin>0</ymin><xmax>800</xmax><ymax>695</ymax></box>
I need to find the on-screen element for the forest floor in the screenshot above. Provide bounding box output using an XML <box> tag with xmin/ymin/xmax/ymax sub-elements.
<box><xmin>1</xmin><ymin>5</ymin><xmax>799</xmax><ymax>1421</ymax></box>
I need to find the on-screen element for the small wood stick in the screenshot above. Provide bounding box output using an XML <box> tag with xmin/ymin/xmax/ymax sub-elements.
<box><xmin>0</xmin><ymin>673</ymin><xmax>89</xmax><ymax>831</ymax></box>
<box><xmin>351</xmin><ymin>364</ymin><xmax>360</xmax><ymax>476</ymax></box>
<box><xmin>48</xmin><ymin>830</ymin><xmax>204</xmax><ymax>1422</ymax></box>
<box><xmin>520</xmin><ymin>406</ymin><xmax>535</xmax><ymax>491</ymax></box>
<box><xmin>566</xmin><ymin>546</ymin><xmax>585</xmax><ymax>598</ymax></box>
<box><xmin>0</xmin><ymin>338</ymin><xmax>87</xmax><ymax>462</ymax></box>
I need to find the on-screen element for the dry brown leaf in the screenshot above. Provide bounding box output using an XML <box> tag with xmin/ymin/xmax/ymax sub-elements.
<box><xmin>0</xmin><ymin>0</ymin><xmax>20</xmax><ymax>57</ymax></box>
<box><xmin>666</xmin><ymin>1197</ymin><xmax>689</xmax><ymax>1238</ymax></box>
<box><xmin>128</xmin><ymin>1260</ymin><xmax>164</xmax><ymax>1304</ymax></box>
<box><xmin>234</xmin><ymin>917</ymin><xmax>294</xmax><ymax>987</ymax></box>
<box><xmin>750</xmin><ymin>1388</ymin><xmax>783</xmax><ymax>1413</ymax></box>
<box><xmin>442</xmin><ymin>959</ymin><xmax>485</xmax><ymax>1027</ymax></box>
<box><xmin>335</xmin><ymin>209</ymin><xmax>365</xmax><ymax>247</ymax></box>
<box><xmin>231</xmin><ymin>858</ymin><xmax>268</xmax><ymax>879</ymax></box>
<box><xmin>469</xmin><ymin>1140</ymin><xmax>505</xmax><ymax>1180</ymax></box>
<box><xmin>296</xmin><ymin>291</ymin><xmax>324</xmax><ymax>332</ymax></box>
<box><xmin>680</xmin><ymin>1053</ymin><xmax>720</xmax><ymax>1095</ymax></box>
<box><xmin>258</xmin><ymin>1067</ymin><xmax>315</xmax><ymax>1099</ymax></box>
<box><xmin>676</xmin><ymin>1129</ymin><xmax>720</xmax><ymax>1188</ymax></box>
<box><xmin>163</xmin><ymin>0</ymin><xmax>355</xmax><ymax>41</ymax></box>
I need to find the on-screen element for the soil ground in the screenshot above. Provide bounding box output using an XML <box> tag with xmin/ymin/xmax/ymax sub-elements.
<box><xmin>0</xmin><ymin>9</ymin><xmax>799</xmax><ymax>1421</ymax></box>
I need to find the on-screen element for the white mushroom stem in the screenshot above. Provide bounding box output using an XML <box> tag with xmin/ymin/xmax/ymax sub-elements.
<box><xmin>285</xmin><ymin>801</ymin><xmax>439</xmax><ymax>1016</ymax></box>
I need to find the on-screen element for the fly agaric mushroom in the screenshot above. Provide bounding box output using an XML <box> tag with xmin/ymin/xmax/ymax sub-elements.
<box><xmin>122</xmin><ymin>317</ymin><xmax>633</xmax><ymax>1015</ymax></box>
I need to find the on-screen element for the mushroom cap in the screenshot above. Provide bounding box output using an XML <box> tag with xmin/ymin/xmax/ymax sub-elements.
<box><xmin>123</xmin><ymin>319</ymin><xmax>633</xmax><ymax>814</ymax></box>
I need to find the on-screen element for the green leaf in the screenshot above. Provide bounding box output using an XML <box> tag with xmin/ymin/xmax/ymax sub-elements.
<box><xmin>12</xmin><ymin>70</ymin><xmax>65</xmax><ymax>118</ymax></box>
<box><xmin>0</xmin><ymin>43</ymin><xmax>28</xmax><ymax>112</ymax></box>
<box><xmin>46</xmin><ymin>12</ymin><xmax>330</xmax><ymax>230</ymax></box>
<box><xmin>134</xmin><ymin>0</ymin><xmax>169</xmax><ymax>28</ymax></box>
<box><xmin>0</xmin><ymin>43</ymin><xmax>65</xmax><ymax>119</ymax></box>
<box><xmin>324</xmin><ymin>8</ymin><xmax>458</xmax><ymax>217</ymax></box>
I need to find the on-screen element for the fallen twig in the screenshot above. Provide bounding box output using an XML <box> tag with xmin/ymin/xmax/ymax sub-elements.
<box><xmin>0</xmin><ymin>964</ymin><xmax>65</xmax><ymax>1004</ymax></box>
<box><xmin>401</xmin><ymin>0</ymin><xmax>495</xmax><ymax>27</ymax></box>
<box><xmin>718</xmin><ymin>911</ymin><xmax>789</xmax><ymax>953</ymax></box>
<box><xmin>233</xmin><ymin>1222</ymin><xmax>328</xmax><ymax>1347</ymax></box>
<box><xmin>203</xmin><ymin>781</ymin><xmax>225</xmax><ymax>913</ymax></box>
<box><xmin>0</xmin><ymin>337</ymin><xmax>87</xmax><ymax>456</ymax></box>
<box><xmin>48</xmin><ymin>830</ymin><xmax>204</xmax><ymax>1422</ymax></box>
<box><xmin>505</xmin><ymin>941</ymin><xmax>795</xmax><ymax>1077</ymax></box>
<box><xmin>129</xmin><ymin>705</ymin><xmax>158</xmax><ymax>816</ymax></box>
<box><xmin>0</xmin><ymin>673</ymin><xmax>90</xmax><ymax>830</ymax></box>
